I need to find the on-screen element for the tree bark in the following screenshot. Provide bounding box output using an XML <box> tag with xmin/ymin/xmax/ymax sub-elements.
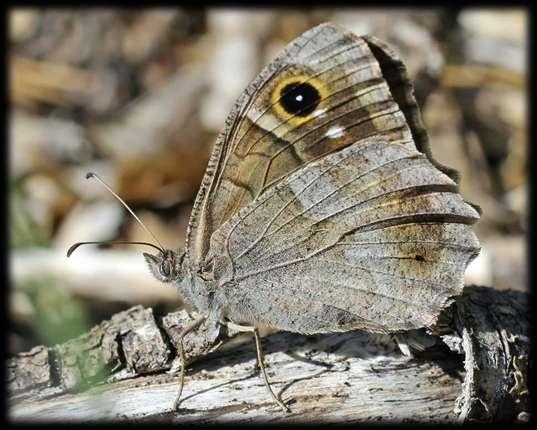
<box><xmin>7</xmin><ymin>285</ymin><xmax>529</xmax><ymax>424</ymax></box>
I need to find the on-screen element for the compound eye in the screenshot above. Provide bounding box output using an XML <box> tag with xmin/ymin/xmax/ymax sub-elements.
<box><xmin>160</xmin><ymin>260</ymin><xmax>171</xmax><ymax>277</ymax></box>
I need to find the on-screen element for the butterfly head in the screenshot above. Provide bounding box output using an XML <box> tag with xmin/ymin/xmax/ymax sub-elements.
<box><xmin>143</xmin><ymin>249</ymin><xmax>185</xmax><ymax>284</ymax></box>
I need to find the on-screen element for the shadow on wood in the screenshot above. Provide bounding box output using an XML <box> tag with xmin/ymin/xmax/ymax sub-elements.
<box><xmin>7</xmin><ymin>285</ymin><xmax>529</xmax><ymax>424</ymax></box>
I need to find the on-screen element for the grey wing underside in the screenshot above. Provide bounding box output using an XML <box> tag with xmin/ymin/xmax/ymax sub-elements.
<box><xmin>207</xmin><ymin>137</ymin><xmax>480</xmax><ymax>334</ymax></box>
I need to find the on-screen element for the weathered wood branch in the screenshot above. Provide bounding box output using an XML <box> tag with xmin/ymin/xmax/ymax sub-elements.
<box><xmin>7</xmin><ymin>285</ymin><xmax>529</xmax><ymax>424</ymax></box>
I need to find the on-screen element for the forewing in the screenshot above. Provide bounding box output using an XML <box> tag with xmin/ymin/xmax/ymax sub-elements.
<box><xmin>186</xmin><ymin>23</ymin><xmax>431</xmax><ymax>266</ymax></box>
<box><xmin>208</xmin><ymin>138</ymin><xmax>480</xmax><ymax>334</ymax></box>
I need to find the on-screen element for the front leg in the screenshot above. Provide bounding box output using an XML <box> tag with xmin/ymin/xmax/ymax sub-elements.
<box><xmin>173</xmin><ymin>316</ymin><xmax>207</xmax><ymax>411</ymax></box>
<box><xmin>225</xmin><ymin>321</ymin><xmax>290</xmax><ymax>413</ymax></box>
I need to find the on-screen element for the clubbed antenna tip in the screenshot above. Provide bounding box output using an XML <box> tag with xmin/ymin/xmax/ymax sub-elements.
<box><xmin>67</xmin><ymin>172</ymin><xmax>166</xmax><ymax>256</ymax></box>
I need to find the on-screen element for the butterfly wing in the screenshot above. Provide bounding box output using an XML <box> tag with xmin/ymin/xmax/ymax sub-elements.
<box><xmin>206</xmin><ymin>137</ymin><xmax>480</xmax><ymax>333</ymax></box>
<box><xmin>186</xmin><ymin>23</ymin><xmax>441</xmax><ymax>267</ymax></box>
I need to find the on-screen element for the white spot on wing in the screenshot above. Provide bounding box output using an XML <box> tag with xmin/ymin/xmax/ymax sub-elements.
<box><xmin>325</xmin><ymin>126</ymin><xmax>345</xmax><ymax>139</ymax></box>
<box><xmin>313</xmin><ymin>108</ymin><xmax>327</xmax><ymax>118</ymax></box>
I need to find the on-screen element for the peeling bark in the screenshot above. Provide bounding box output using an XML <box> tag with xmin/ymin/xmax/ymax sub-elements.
<box><xmin>453</xmin><ymin>287</ymin><xmax>529</xmax><ymax>423</ymax></box>
<box><xmin>7</xmin><ymin>285</ymin><xmax>529</xmax><ymax>423</ymax></box>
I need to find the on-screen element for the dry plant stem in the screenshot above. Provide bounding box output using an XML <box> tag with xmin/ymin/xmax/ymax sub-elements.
<box><xmin>173</xmin><ymin>316</ymin><xmax>206</xmax><ymax>411</ymax></box>
<box><xmin>226</xmin><ymin>321</ymin><xmax>290</xmax><ymax>413</ymax></box>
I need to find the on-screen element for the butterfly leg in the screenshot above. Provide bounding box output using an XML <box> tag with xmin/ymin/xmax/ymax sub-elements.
<box><xmin>225</xmin><ymin>321</ymin><xmax>290</xmax><ymax>412</ymax></box>
<box><xmin>173</xmin><ymin>316</ymin><xmax>206</xmax><ymax>411</ymax></box>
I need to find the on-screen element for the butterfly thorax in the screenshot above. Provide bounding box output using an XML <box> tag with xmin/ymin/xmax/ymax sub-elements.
<box><xmin>180</xmin><ymin>270</ymin><xmax>219</xmax><ymax>315</ymax></box>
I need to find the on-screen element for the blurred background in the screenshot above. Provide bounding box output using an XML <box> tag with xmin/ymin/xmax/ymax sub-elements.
<box><xmin>8</xmin><ymin>8</ymin><xmax>527</xmax><ymax>356</ymax></box>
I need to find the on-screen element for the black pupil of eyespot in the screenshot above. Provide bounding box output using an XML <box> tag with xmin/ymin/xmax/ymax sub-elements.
<box><xmin>280</xmin><ymin>82</ymin><xmax>320</xmax><ymax>116</ymax></box>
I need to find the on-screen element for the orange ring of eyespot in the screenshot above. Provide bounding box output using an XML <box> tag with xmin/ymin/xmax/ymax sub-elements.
<box><xmin>270</xmin><ymin>74</ymin><xmax>329</xmax><ymax>126</ymax></box>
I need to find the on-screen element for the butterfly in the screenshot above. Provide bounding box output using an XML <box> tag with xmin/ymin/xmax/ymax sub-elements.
<box><xmin>70</xmin><ymin>22</ymin><xmax>480</xmax><ymax>412</ymax></box>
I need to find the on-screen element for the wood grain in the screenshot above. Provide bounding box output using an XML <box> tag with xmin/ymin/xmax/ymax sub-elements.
<box><xmin>7</xmin><ymin>286</ymin><xmax>529</xmax><ymax>424</ymax></box>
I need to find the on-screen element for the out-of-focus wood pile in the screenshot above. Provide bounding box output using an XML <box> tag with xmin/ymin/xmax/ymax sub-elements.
<box><xmin>9</xmin><ymin>9</ymin><xmax>527</xmax><ymax>356</ymax></box>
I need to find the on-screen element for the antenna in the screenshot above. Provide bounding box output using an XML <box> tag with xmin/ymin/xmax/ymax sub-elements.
<box><xmin>67</xmin><ymin>172</ymin><xmax>165</xmax><ymax>257</ymax></box>
<box><xmin>67</xmin><ymin>241</ymin><xmax>163</xmax><ymax>258</ymax></box>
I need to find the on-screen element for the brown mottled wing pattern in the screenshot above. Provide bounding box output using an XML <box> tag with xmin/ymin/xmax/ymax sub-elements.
<box><xmin>207</xmin><ymin>138</ymin><xmax>480</xmax><ymax>333</ymax></box>
<box><xmin>186</xmin><ymin>23</ymin><xmax>435</xmax><ymax>267</ymax></box>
